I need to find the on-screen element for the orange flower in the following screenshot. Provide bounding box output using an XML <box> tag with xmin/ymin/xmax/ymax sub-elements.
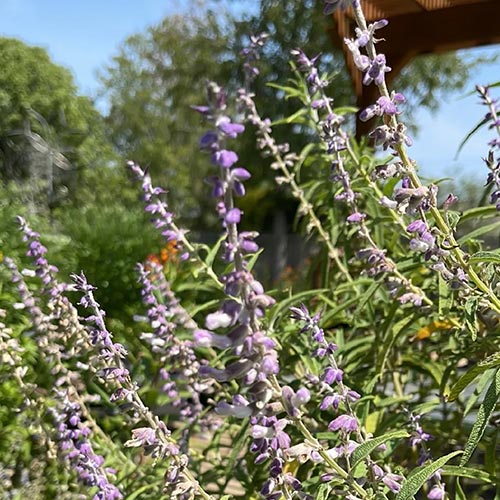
<box><xmin>160</xmin><ymin>240</ymin><xmax>178</xmax><ymax>263</ymax></box>
<box><xmin>160</xmin><ymin>248</ymin><xmax>169</xmax><ymax>263</ymax></box>
<box><xmin>146</xmin><ymin>253</ymin><xmax>161</xmax><ymax>265</ymax></box>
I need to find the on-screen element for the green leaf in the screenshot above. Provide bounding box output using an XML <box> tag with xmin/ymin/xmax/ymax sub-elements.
<box><xmin>315</xmin><ymin>432</ymin><xmax>337</xmax><ymax>440</ymax></box>
<box><xmin>271</xmin><ymin>107</ymin><xmax>308</xmax><ymax>126</ymax></box>
<box><xmin>246</xmin><ymin>248</ymin><xmax>264</xmax><ymax>271</ymax></box>
<box><xmin>445</xmin><ymin>210</ymin><xmax>461</xmax><ymax>231</ymax></box>
<box><xmin>337</xmin><ymin>335</ymin><xmax>376</xmax><ymax>358</ymax></box>
<box><xmin>464</xmin><ymin>369</ymin><xmax>494</xmax><ymax>416</ymax></box>
<box><xmin>463</xmin><ymin>296</ymin><xmax>480</xmax><ymax>340</ymax></box>
<box><xmin>125</xmin><ymin>481</ymin><xmax>162</xmax><ymax>500</ymax></box>
<box><xmin>317</xmin><ymin>484</ymin><xmax>332</xmax><ymax>500</ymax></box>
<box><xmin>441</xmin><ymin>465</ymin><xmax>494</xmax><ymax>483</ymax></box>
<box><xmin>460</xmin><ymin>368</ymin><xmax>500</xmax><ymax>465</ymax></box>
<box><xmin>266</xmin><ymin>82</ymin><xmax>303</xmax><ymax>99</ymax></box>
<box><xmin>456</xmin><ymin>478</ymin><xmax>467</xmax><ymax>500</ymax></box>
<box><xmin>484</xmin><ymin>428</ymin><xmax>498</xmax><ymax>475</ymax></box>
<box><xmin>354</xmin><ymin>282</ymin><xmax>380</xmax><ymax>316</ymax></box>
<box><xmin>350</xmin><ymin>430</ymin><xmax>409</xmax><ymax>468</ymax></box>
<box><xmin>411</xmin><ymin>399</ymin><xmax>441</xmax><ymax>416</ymax></box>
<box><xmin>458</xmin><ymin>219</ymin><xmax>500</xmax><ymax>245</ymax></box>
<box><xmin>382</xmin><ymin>176</ymin><xmax>400</xmax><ymax>197</ymax></box>
<box><xmin>223</xmin><ymin>420</ymin><xmax>250</xmax><ymax>485</ymax></box>
<box><xmin>334</xmin><ymin>105</ymin><xmax>358</xmax><ymax>115</ymax></box>
<box><xmin>203</xmin><ymin>235</ymin><xmax>225</xmax><ymax>267</ymax></box>
<box><xmin>447</xmin><ymin>353</ymin><xmax>500</xmax><ymax>401</ymax></box>
<box><xmin>395</xmin><ymin>451</ymin><xmax>462</xmax><ymax>500</ymax></box>
<box><xmin>438</xmin><ymin>274</ymin><xmax>453</xmax><ymax>316</ymax></box>
<box><xmin>458</xmin><ymin>205</ymin><xmax>499</xmax><ymax>224</ymax></box>
<box><xmin>456</xmin><ymin>115</ymin><xmax>489</xmax><ymax>157</ymax></box>
<box><xmin>468</xmin><ymin>250</ymin><xmax>500</xmax><ymax>264</ymax></box>
<box><xmin>377</xmin><ymin>313</ymin><xmax>419</xmax><ymax>378</ymax></box>
<box><xmin>190</xmin><ymin>298</ymin><xmax>220</xmax><ymax>316</ymax></box>
<box><xmin>402</xmin><ymin>353</ymin><xmax>444</xmax><ymax>387</ymax></box>
<box><xmin>320</xmin><ymin>295</ymin><xmax>365</xmax><ymax>324</ymax></box>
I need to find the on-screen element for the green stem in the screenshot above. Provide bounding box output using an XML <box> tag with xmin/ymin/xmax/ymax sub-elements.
<box><xmin>294</xmin><ymin>418</ymin><xmax>369</xmax><ymax>499</ymax></box>
<box><xmin>244</xmin><ymin>98</ymin><xmax>354</xmax><ymax>283</ymax></box>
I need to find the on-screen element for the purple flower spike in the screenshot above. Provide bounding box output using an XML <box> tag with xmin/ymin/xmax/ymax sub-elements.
<box><xmin>406</xmin><ymin>220</ymin><xmax>427</xmax><ymax>234</ymax></box>
<box><xmin>193</xmin><ymin>329</ymin><xmax>232</xmax><ymax>349</ymax></box>
<box><xmin>199</xmin><ymin>130</ymin><xmax>218</xmax><ymax>150</ymax></box>
<box><xmin>346</xmin><ymin>212</ymin><xmax>366</xmax><ymax>223</ymax></box>
<box><xmin>382</xmin><ymin>473</ymin><xmax>404</xmax><ymax>493</ymax></box>
<box><xmin>443</xmin><ymin>193</ymin><xmax>458</xmax><ymax>209</ymax></box>
<box><xmin>427</xmin><ymin>484</ymin><xmax>446</xmax><ymax>500</ymax></box>
<box><xmin>225</xmin><ymin>208</ymin><xmax>242</xmax><ymax>224</ymax></box>
<box><xmin>377</xmin><ymin>96</ymin><xmax>398</xmax><ymax>115</ymax></box>
<box><xmin>328</xmin><ymin>414</ymin><xmax>358</xmax><ymax>433</ymax></box>
<box><xmin>217</xmin><ymin>117</ymin><xmax>245</xmax><ymax>138</ymax></box>
<box><xmin>360</xmin><ymin>92</ymin><xmax>404</xmax><ymax>122</ymax></box>
<box><xmin>293</xmin><ymin>388</ymin><xmax>311</xmax><ymax>407</ymax></box>
<box><xmin>232</xmin><ymin>167</ymin><xmax>252</xmax><ymax>181</ymax></box>
<box><xmin>364</xmin><ymin>54</ymin><xmax>391</xmax><ymax>86</ymax></box>
<box><xmin>213</xmin><ymin>149</ymin><xmax>239</xmax><ymax>168</ymax></box>
<box><xmin>191</xmin><ymin>105</ymin><xmax>210</xmax><ymax>115</ymax></box>
<box><xmin>323</xmin><ymin>367</ymin><xmax>343</xmax><ymax>384</ymax></box>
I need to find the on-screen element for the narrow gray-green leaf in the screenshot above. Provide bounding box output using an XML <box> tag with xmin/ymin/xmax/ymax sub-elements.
<box><xmin>350</xmin><ymin>430</ymin><xmax>409</xmax><ymax>468</ymax></box>
<box><xmin>458</xmin><ymin>205</ymin><xmax>498</xmax><ymax>224</ymax></box>
<box><xmin>460</xmin><ymin>368</ymin><xmax>500</xmax><ymax>465</ymax></box>
<box><xmin>316</xmin><ymin>432</ymin><xmax>336</xmax><ymax>440</ymax></box>
<box><xmin>223</xmin><ymin>420</ymin><xmax>250</xmax><ymax>485</ymax></box>
<box><xmin>447</xmin><ymin>353</ymin><xmax>500</xmax><ymax>402</ymax></box>
<box><xmin>246</xmin><ymin>248</ymin><xmax>264</xmax><ymax>271</ymax></box>
<box><xmin>458</xmin><ymin>220</ymin><xmax>500</xmax><ymax>245</ymax></box>
<box><xmin>320</xmin><ymin>295</ymin><xmax>361</xmax><ymax>324</ymax></box>
<box><xmin>468</xmin><ymin>250</ymin><xmax>500</xmax><ymax>265</ymax></box>
<box><xmin>316</xmin><ymin>484</ymin><xmax>332</xmax><ymax>500</ymax></box>
<box><xmin>334</xmin><ymin>106</ymin><xmax>358</xmax><ymax>115</ymax></box>
<box><xmin>464</xmin><ymin>369</ymin><xmax>494</xmax><ymax>417</ymax></box>
<box><xmin>354</xmin><ymin>282</ymin><xmax>380</xmax><ymax>316</ymax></box>
<box><xmin>204</xmin><ymin>235</ymin><xmax>225</xmax><ymax>267</ymax></box>
<box><xmin>126</xmin><ymin>481</ymin><xmax>162</xmax><ymax>500</ymax></box>
<box><xmin>455</xmin><ymin>478</ymin><xmax>467</xmax><ymax>500</ymax></box>
<box><xmin>441</xmin><ymin>465</ymin><xmax>494</xmax><ymax>483</ymax></box>
<box><xmin>271</xmin><ymin>108</ymin><xmax>308</xmax><ymax>125</ymax></box>
<box><xmin>438</xmin><ymin>274</ymin><xmax>453</xmax><ymax>316</ymax></box>
<box><xmin>456</xmin><ymin>115</ymin><xmax>489</xmax><ymax>156</ymax></box>
<box><xmin>395</xmin><ymin>450</ymin><xmax>462</xmax><ymax>500</ymax></box>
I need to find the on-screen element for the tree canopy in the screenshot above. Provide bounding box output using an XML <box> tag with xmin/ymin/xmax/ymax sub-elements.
<box><xmin>99</xmin><ymin>10</ymin><xmax>235</xmax><ymax>222</ymax></box>
<box><xmin>98</xmin><ymin>0</ymin><xmax>478</xmax><ymax>227</ymax></box>
<box><xmin>0</xmin><ymin>37</ymin><xmax>109</xmax><ymax>205</ymax></box>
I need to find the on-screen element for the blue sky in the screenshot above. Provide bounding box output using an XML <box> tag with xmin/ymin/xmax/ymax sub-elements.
<box><xmin>1</xmin><ymin>0</ymin><xmax>499</xmax><ymax>183</ymax></box>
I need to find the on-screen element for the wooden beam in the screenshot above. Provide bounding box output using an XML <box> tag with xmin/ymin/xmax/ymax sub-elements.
<box><xmin>329</xmin><ymin>0</ymin><xmax>500</xmax><ymax>137</ymax></box>
<box><xmin>332</xmin><ymin>11</ymin><xmax>362</xmax><ymax>98</ymax></box>
<box><xmin>377</xmin><ymin>1</ymin><xmax>500</xmax><ymax>55</ymax></box>
<box><xmin>411</xmin><ymin>0</ymin><xmax>451</xmax><ymax>10</ymax></box>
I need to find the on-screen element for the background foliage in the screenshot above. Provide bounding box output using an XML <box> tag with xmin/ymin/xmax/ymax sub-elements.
<box><xmin>1</xmin><ymin>1</ymin><xmax>500</xmax><ymax>499</ymax></box>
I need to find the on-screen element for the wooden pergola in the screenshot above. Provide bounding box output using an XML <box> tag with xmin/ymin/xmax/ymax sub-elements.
<box><xmin>329</xmin><ymin>0</ymin><xmax>500</xmax><ymax>135</ymax></box>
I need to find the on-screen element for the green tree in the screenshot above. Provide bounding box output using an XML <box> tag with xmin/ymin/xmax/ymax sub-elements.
<box><xmin>0</xmin><ymin>37</ymin><xmax>110</xmax><ymax>206</ymax></box>
<box><xmin>99</xmin><ymin>9</ymin><xmax>235</xmax><ymax>224</ymax></box>
<box><xmin>53</xmin><ymin>166</ymin><xmax>163</xmax><ymax>319</ymax></box>
<box><xmin>99</xmin><ymin>0</ymin><xmax>477</xmax><ymax>227</ymax></box>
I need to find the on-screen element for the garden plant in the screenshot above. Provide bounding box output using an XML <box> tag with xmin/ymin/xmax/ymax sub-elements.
<box><xmin>2</xmin><ymin>1</ymin><xmax>500</xmax><ymax>499</ymax></box>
